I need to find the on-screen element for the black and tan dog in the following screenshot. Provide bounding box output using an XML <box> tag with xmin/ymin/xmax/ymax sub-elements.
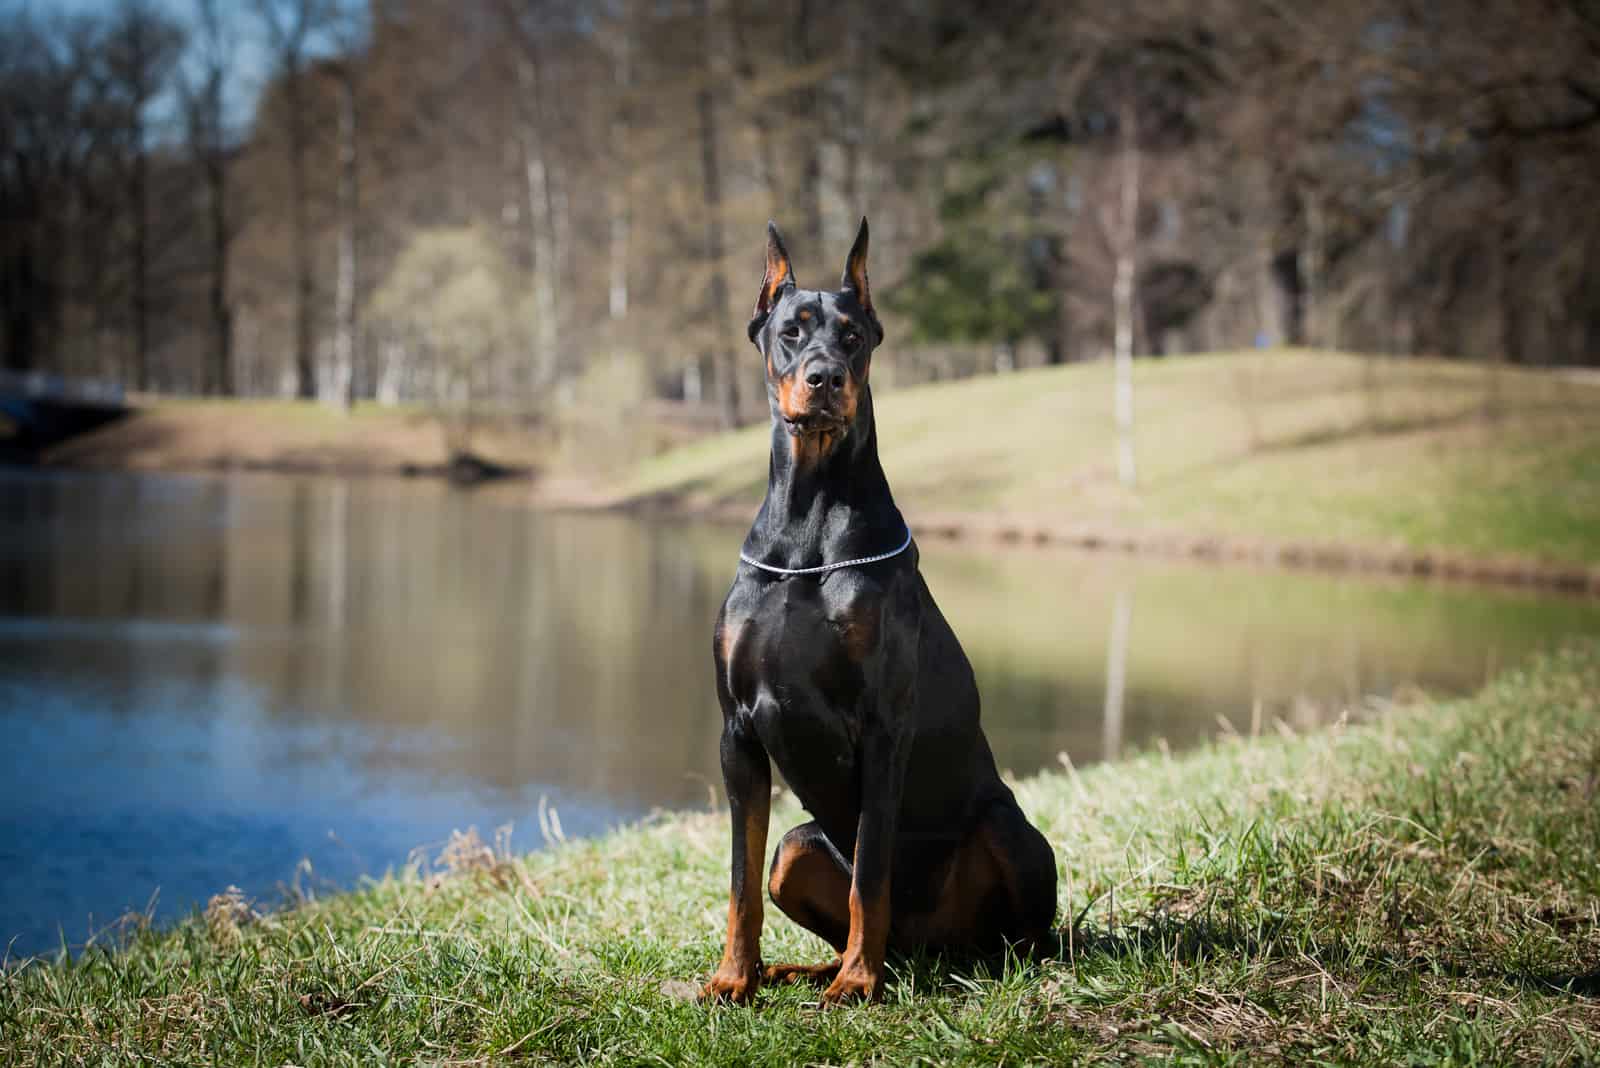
<box><xmin>702</xmin><ymin>220</ymin><xmax>1057</xmax><ymax>1005</ymax></box>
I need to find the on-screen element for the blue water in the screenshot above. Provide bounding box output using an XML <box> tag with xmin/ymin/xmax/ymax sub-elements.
<box><xmin>0</xmin><ymin>630</ymin><xmax>617</xmax><ymax>957</ymax></box>
<box><xmin>2</xmin><ymin>468</ymin><xmax>1594</xmax><ymax>959</ymax></box>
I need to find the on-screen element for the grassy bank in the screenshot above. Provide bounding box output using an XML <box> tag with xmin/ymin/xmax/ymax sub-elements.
<box><xmin>5</xmin><ymin>647</ymin><xmax>1598</xmax><ymax>1065</ymax></box>
<box><xmin>623</xmin><ymin>351</ymin><xmax>1600</xmax><ymax>571</ymax></box>
<box><xmin>42</xmin><ymin>398</ymin><xmax>552</xmax><ymax>477</ymax></box>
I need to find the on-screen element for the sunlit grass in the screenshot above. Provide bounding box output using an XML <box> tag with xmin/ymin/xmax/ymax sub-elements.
<box><xmin>5</xmin><ymin>645</ymin><xmax>1599</xmax><ymax>1065</ymax></box>
<box><xmin>623</xmin><ymin>350</ymin><xmax>1600</xmax><ymax>565</ymax></box>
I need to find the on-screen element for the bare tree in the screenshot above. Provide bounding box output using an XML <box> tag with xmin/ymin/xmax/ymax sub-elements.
<box><xmin>324</xmin><ymin>3</ymin><xmax>368</xmax><ymax>411</ymax></box>
<box><xmin>105</xmin><ymin>1</ymin><xmax>185</xmax><ymax>391</ymax></box>
<box><xmin>179</xmin><ymin>0</ymin><xmax>238</xmax><ymax>395</ymax></box>
<box><xmin>695</xmin><ymin>0</ymin><xmax>741</xmax><ymax>429</ymax></box>
<box><xmin>254</xmin><ymin>0</ymin><xmax>330</xmax><ymax>399</ymax></box>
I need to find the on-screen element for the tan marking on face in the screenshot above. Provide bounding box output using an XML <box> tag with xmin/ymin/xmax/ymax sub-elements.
<box><xmin>836</xmin><ymin>373</ymin><xmax>860</xmax><ymax>424</ymax></box>
<box><xmin>776</xmin><ymin>371</ymin><xmax>804</xmax><ymax>423</ymax></box>
<box><xmin>835</xmin><ymin>313</ymin><xmax>851</xmax><ymax>326</ymax></box>
<box><xmin>788</xmin><ymin>428</ymin><xmax>837</xmax><ymax>468</ymax></box>
<box><xmin>798</xmin><ymin>308</ymin><xmax>812</xmax><ymax>321</ymax></box>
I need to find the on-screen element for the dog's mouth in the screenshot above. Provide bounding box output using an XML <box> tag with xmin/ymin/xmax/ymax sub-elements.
<box><xmin>783</xmin><ymin>411</ymin><xmax>846</xmax><ymax>434</ymax></box>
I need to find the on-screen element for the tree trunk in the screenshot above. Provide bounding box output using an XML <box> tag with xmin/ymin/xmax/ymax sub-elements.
<box><xmin>696</xmin><ymin>0</ymin><xmax>740</xmax><ymax>430</ymax></box>
<box><xmin>517</xmin><ymin>53</ymin><xmax>560</xmax><ymax>396</ymax></box>
<box><xmin>1</xmin><ymin>243</ymin><xmax>40</xmax><ymax>372</ymax></box>
<box><xmin>1112</xmin><ymin>87</ymin><xmax>1139</xmax><ymax>490</ymax></box>
<box><xmin>787</xmin><ymin>0</ymin><xmax>823</xmax><ymax>253</ymax></box>
<box><xmin>331</xmin><ymin>67</ymin><xmax>359</xmax><ymax>411</ymax></box>
<box><xmin>1299</xmin><ymin>185</ymin><xmax>1326</xmax><ymax>349</ymax></box>
<box><xmin>607</xmin><ymin>10</ymin><xmax>632</xmax><ymax>336</ymax></box>
<box><xmin>1494</xmin><ymin>145</ymin><xmax>1523</xmax><ymax>366</ymax></box>
<box><xmin>207</xmin><ymin>146</ymin><xmax>233</xmax><ymax>396</ymax></box>
<box><xmin>729</xmin><ymin>0</ymin><xmax>781</xmax><ymax>224</ymax></box>
<box><xmin>130</xmin><ymin>137</ymin><xmax>150</xmax><ymax>391</ymax></box>
<box><xmin>1050</xmin><ymin>155</ymin><xmax>1074</xmax><ymax>366</ymax></box>
<box><xmin>286</xmin><ymin>71</ymin><xmax>316</xmax><ymax>399</ymax></box>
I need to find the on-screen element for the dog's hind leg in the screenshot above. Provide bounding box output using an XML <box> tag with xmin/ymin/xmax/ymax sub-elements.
<box><xmin>764</xmin><ymin>821</ymin><xmax>852</xmax><ymax>986</ymax></box>
<box><xmin>902</xmin><ymin>799</ymin><xmax>1058</xmax><ymax>955</ymax></box>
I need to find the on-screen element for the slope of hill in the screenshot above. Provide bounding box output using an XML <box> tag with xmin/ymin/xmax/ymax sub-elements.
<box><xmin>620</xmin><ymin>351</ymin><xmax>1600</xmax><ymax>570</ymax></box>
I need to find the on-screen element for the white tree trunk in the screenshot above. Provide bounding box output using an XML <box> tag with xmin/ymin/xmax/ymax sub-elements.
<box><xmin>1112</xmin><ymin>88</ymin><xmax>1140</xmax><ymax>489</ymax></box>
<box><xmin>1102</xmin><ymin>588</ymin><xmax>1132</xmax><ymax>762</ymax></box>
<box><xmin>517</xmin><ymin>55</ymin><xmax>560</xmax><ymax>397</ymax></box>
<box><xmin>607</xmin><ymin>8</ymin><xmax>633</xmax><ymax>347</ymax></box>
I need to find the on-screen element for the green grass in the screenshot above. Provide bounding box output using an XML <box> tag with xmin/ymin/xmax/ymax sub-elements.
<box><xmin>622</xmin><ymin>351</ymin><xmax>1600</xmax><ymax>566</ymax></box>
<box><xmin>6</xmin><ymin>646</ymin><xmax>1600</xmax><ymax>1065</ymax></box>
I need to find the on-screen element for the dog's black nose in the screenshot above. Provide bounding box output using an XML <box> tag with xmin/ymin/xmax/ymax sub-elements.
<box><xmin>804</xmin><ymin>363</ymin><xmax>847</xmax><ymax>396</ymax></box>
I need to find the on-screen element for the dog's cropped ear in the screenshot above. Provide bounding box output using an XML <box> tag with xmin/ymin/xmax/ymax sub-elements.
<box><xmin>750</xmin><ymin>221</ymin><xmax>795</xmax><ymax>341</ymax></box>
<box><xmin>840</xmin><ymin>217</ymin><xmax>884</xmax><ymax>343</ymax></box>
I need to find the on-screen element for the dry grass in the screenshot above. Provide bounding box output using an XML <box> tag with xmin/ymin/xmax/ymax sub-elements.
<box><xmin>44</xmin><ymin>398</ymin><xmax>552</xmax><ymax>476</ymax></box>
<box><xmin>622</xmin><ymin>351</ymin><xmax>1600</xmax><ymax>568</ymax></box>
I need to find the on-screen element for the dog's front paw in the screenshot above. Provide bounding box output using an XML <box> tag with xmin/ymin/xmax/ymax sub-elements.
<box><xmin>819</xmin><ymin>960</ymin><xmax>881</xmax><ymax>1005</ymax></box>
<box><xmin>700</xmin><ymin>963</ymin><xmax>761</xmax><ymax>1005</ymax></box>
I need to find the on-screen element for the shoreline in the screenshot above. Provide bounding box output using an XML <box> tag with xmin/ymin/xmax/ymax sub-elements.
<box><xmin>548</xmin><ymin>484</ymin><xmax>1600</xmax><ymax>598</ymax></box>
<box><xmin>23</xmin><ymin>449</ymin><xmax>1600</xmax><ymax>597</ymax></box>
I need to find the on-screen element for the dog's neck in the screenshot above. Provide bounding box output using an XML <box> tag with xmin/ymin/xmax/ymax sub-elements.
<box><xmin>745</xmin><ymin>384</ymin><xmax>906</xmax><ymax>569</ymax></box>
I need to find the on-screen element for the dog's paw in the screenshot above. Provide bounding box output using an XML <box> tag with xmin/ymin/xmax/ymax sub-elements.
<box><xmin>819</xmin><ymin>961</ymin><xmax>881</xmax><ymax>1005</ymax></box>
<box><xmin>699</xmin><ymin>965</ymin><xmax>761</xmax><ymax>1005</ymax></box>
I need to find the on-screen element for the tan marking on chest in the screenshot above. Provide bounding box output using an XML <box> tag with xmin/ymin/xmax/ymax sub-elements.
<box><xmin>834</xmin><ymin>601</ymin><xmax>881</xmax><ymax>663</ymax></box>
<box><xmin>719</xmin><ymin>618</ymin><xmax>744</xmax><ymax>665</ymax></box>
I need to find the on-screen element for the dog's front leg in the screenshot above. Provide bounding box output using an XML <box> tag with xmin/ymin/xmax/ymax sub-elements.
<box><xmin>823</xmin><ymin>706</ymin><xmax>913</xmax><ymax>1005</ymax></box>
<box><xmin>701</xmin><ymin>714</ymin><xmax>771</xmax><ymax>1004</ymax></box>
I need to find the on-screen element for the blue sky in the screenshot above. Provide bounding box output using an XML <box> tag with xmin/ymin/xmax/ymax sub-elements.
<box><xmin>27</xmin><ymin>0</ymin><xmax>276</xmax><ymax>133</ymax></box>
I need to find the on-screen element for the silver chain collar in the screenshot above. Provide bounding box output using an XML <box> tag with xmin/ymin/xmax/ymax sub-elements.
<box><xmin>738</xmin><ymin>526</ymin><xmax>913</xmax><ymax>577</ymax></box>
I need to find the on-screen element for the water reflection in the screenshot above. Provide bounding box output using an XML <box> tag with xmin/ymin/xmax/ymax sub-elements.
<box><xmin>1</xmin><ymin>469</ymin><xmax>1595</xmax><ymax>955</ymax></box>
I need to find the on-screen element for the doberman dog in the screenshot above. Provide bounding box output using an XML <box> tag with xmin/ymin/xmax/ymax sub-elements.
<box><xmin>701</xmin><ymin>219</ymin><xmax>1058</xmax><ymax>1005</ymax></box>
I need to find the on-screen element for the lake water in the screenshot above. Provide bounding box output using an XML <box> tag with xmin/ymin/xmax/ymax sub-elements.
<box><xmin>1</xmin><ymin>469</ymin><xmax>1596</xmax><ymax>957</ymax></box>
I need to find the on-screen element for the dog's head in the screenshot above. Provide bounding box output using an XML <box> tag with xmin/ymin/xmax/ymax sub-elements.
<box><xmin>747</xmin><ymin>219</ymin><xmax>884</xmax><ymax>457</ymax></box>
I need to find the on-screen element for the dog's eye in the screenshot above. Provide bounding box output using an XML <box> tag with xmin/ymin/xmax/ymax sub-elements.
<box><xmin>842</xmin><ymin>331</ymin><xmax>862</xmax><ymax>351</ymax></box>
<box><xmin>781</xmin><ymin>324</ymin><xmax>802</xmax><ymax>342</ymax></box>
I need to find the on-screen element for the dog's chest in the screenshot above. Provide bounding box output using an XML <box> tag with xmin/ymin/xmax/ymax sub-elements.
<box><xmin>720</xmin><ymin>574</ymin><xmax>886</xmax><ymax>769</ymax></box>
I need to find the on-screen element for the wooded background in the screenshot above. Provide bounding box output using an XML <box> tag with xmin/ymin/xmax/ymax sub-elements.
<box><xmin>4</xmin><ymin>0</ymin><xmax>1598</xmax><ymax>427</ymax></box>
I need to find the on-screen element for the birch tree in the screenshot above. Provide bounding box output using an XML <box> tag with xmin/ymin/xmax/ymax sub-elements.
<box><xmin>1111</xmin><ymin>76</ymin><xmax>1140</xmax><ymax>489</ymax></box>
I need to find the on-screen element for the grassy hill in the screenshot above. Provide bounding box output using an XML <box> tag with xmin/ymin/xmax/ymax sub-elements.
<box><xmin>622</xmin><ymin>351</ymin><xmax>1600</xmax><ymax>568</ymax></box>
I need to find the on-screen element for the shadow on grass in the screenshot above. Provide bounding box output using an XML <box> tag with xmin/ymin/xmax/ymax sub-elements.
<box><xmin>873</xmin><ymin>913</ymin><xmax>1600</xmax><ymax>1002</ymax></box>
<box><xmin>1144</xmin><ymin>398</ymin><xmax>1594</xmax><ymax>494</ymax></box>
